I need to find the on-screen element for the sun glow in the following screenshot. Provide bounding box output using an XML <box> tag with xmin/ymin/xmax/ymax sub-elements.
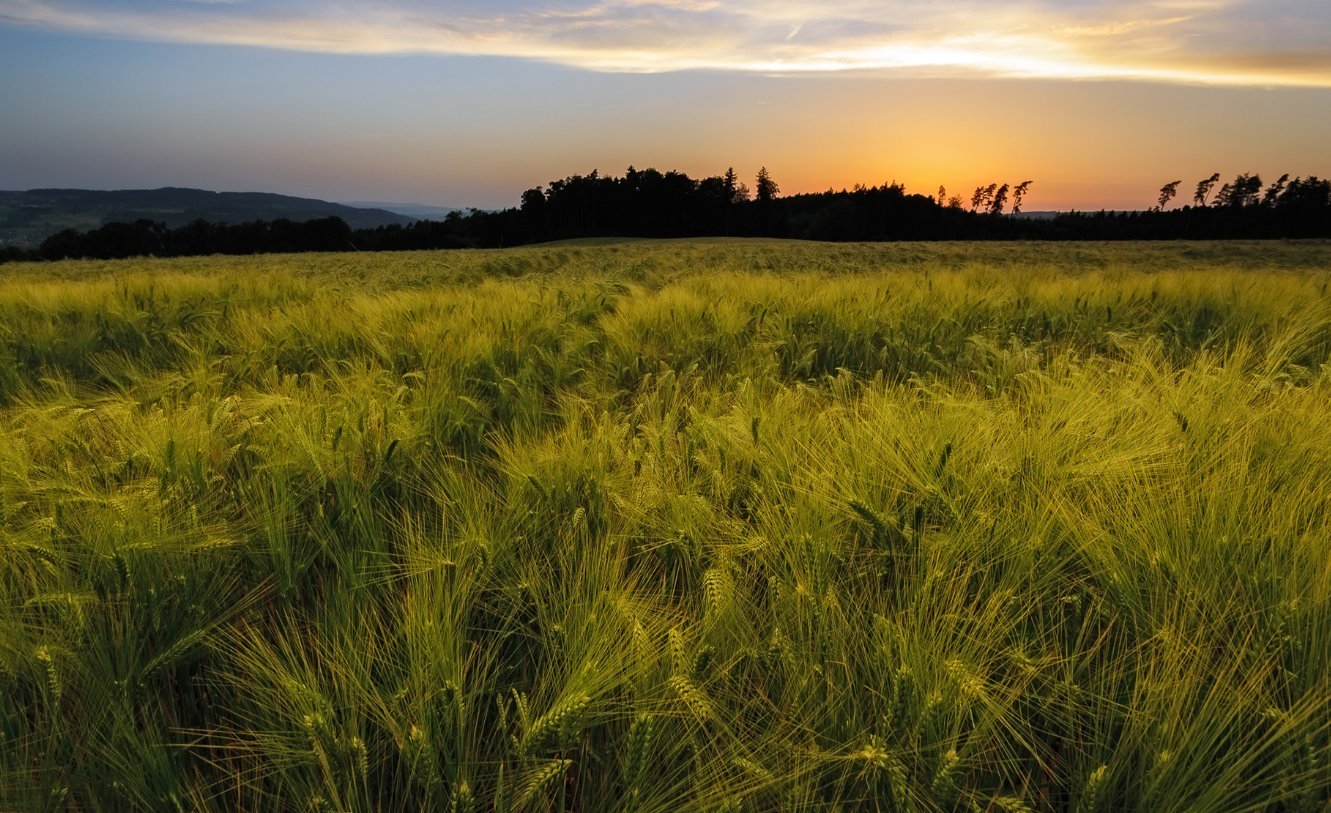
<box><xmin>737</xmin><ymin>40</ymin><xmax>1331</xmax><ymax>89</ymax></box>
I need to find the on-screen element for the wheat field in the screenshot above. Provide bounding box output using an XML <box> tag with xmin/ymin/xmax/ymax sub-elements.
<box><xmin>1</xmin><ymin>240</ymin><xmax>1329</xmax><ymax>811</ymax></box>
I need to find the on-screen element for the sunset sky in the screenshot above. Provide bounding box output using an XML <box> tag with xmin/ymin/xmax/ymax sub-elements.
<box><xmin>2</xmin><ymin>1</ymin><xmax>1329</xmax><ymax>211</ymax></box>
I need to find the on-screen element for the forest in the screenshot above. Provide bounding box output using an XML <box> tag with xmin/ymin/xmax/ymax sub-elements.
<box><xmin>6</xmin><ymin>169</ymin><xmax>1329</xmax><ymax>263</ymax></box>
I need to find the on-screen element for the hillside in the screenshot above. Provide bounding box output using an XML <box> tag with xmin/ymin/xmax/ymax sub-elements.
<box><xmin>341</xmin><ymin>200</ymin><xmax>461</xmax><ymax>219</ymax></box>
<box><xmin>0</xmin><ymin>187</ymin><xmax>414</xmax><ymax>247</ymax></box>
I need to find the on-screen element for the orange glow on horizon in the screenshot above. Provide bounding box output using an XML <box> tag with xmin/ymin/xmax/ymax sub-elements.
<box><xmin>3</xmin><ymin>3</ymin><xmax>1326</xmax><ymax>210</ymax></box>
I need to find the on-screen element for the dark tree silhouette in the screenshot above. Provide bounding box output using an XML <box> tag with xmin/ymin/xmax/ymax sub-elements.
<box><xmin>755</xmin><ymin>167</ymin><xmax>779</xmax><ymax>203</ymax></box>
<box><xmin>1194</xmin><ymin>173</ymin><xmax>1221</xmax><ymax>207</ymax></box>
<box><xmin>971</xmin><ymin>183</ymin><xmax>998</xmax><ymax>212</ymax></box>
<box><xmin>1262</xmin><ymin>174</ymin><xmax>1290</xmax><ymax>207</ymax></box>
<box><xmin>1157</xmin><ymin>180</ymin><xmax>1183</xmax><ymax>211</ymax></box>
<box><xmin>13</xmin><ymin>166</ymin><xmax>1331</xmax><ymax>265</ymax></box>
<box><xmin>720</xmin><ymin>167</ymin><xmax>750</xmax><ymax>205</ymax></box>
<box><xmin>1214</xmin><ymin>173</ymin><xmax>1263</xmax><ymax>208</ymax></box>
<box><xmin>1011</xmin><ymin>181</ymin><xmax>1034</xmax><ymax>214</ymax></box>
<box><xmin>521</xmin><ymin>187</ymin><xmax>546</xmax><ymax>211</ymax></box>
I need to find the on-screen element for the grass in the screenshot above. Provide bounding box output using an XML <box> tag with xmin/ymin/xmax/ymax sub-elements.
<box><xmin>0</xmin><ymin>239</ymin><xmax>1329</xmax><ymax>811</ymax></box>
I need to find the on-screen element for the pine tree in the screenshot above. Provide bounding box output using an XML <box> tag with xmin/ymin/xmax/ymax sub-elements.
<box><xmin>1157</xmin><ymin>180</ymin><xmax>1183</xmax><ymax>211</ymax></box>
<box><xmin>756</xmin><ymin>167</ymin><xmax>779</xmax><ymax>203</ymax></box>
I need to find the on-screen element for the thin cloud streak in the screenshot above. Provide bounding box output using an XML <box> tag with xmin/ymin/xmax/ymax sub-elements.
<box><xmin>1</xmin><ymin>0</ymin><xmax>1329</xmax><ymax>87</ymax></box>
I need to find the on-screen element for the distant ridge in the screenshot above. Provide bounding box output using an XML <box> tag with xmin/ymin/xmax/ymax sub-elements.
<box><xmin>341</xmin><ymin>201</ymin><xmax>460</xmax><ymax>220</ymax></box>
<box><xmin>0</xmin><ymin>187</ymin><xmax>414</xmax><ymax>247</ymax></box>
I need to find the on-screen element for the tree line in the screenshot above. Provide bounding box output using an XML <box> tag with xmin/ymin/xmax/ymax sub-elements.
<box><xmin>4</xmin><ymin>168</ymin><xmax>1328</xmax><ymax>263</ymax></box>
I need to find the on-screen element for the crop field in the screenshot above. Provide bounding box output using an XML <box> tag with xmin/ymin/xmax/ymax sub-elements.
<box><xmin>1</xmin><ymin>239</ymin><xmax>1329</xmax><ymax>812</ymax></box>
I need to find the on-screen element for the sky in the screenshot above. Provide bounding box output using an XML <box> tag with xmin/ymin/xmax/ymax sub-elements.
<box><xmin>1</xmin><ymin>0</ymin><xmax>1329</xmax><ymax>211</ymax></box>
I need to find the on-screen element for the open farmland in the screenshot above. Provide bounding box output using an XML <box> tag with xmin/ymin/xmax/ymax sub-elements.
<box><xmin>1</xmin><ymin>240</ymin><xmax>1330</xmax><ymax>811</ymax></box>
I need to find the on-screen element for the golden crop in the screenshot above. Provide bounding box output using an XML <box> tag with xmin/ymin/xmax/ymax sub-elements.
<box><xmin>1</xmin><ymin>240</ymin><xmax>1328</xmax><ymax>811</ymax></box>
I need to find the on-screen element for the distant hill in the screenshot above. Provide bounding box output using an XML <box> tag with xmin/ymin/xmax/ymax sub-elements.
<box><xmin>0</xmin><ymin>187</ymin><xmax>414</xmax><ymax>247</ymax></box>
<box><xmin>341</xmin><ymin>201</ymin><xmax>460</xmax><ymax>220</ymax></box>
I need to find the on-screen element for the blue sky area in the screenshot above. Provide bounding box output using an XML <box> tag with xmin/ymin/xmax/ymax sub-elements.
<box><xmin>2</xmin><ymin>1</ymin><xmax>1328</xmax><ymax>210</ymax></box>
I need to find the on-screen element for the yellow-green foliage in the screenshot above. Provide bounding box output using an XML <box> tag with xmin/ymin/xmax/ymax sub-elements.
<box><xmin>1</xmin><ymin>240</ymin><xmax>1329</xmax><ymax>811</ymax></box>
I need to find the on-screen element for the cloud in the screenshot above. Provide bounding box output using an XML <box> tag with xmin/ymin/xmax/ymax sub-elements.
<box><xmin>1</xmin><ymin>0</ymin><xmax>1328</xmax><ymax>86</ymax></box>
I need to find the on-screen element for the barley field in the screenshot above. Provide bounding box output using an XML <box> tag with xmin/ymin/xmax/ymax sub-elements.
<box><xmin>1</xmin><ymin>240</ymin><xmax>1329</xmax><ymax>812</ymax></box>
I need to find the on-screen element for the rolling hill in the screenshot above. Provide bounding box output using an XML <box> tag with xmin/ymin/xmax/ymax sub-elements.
<box><xmin>0</xmin><ymin>187</ymin><xmax>415</xmax><ymax>247</ymax></box>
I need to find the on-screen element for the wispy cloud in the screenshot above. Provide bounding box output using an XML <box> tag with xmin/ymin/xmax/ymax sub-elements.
<box><xmin>2</xmin><ymin>0</ymin><xmax>1328</xmax><ymax>86</ymax></box>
